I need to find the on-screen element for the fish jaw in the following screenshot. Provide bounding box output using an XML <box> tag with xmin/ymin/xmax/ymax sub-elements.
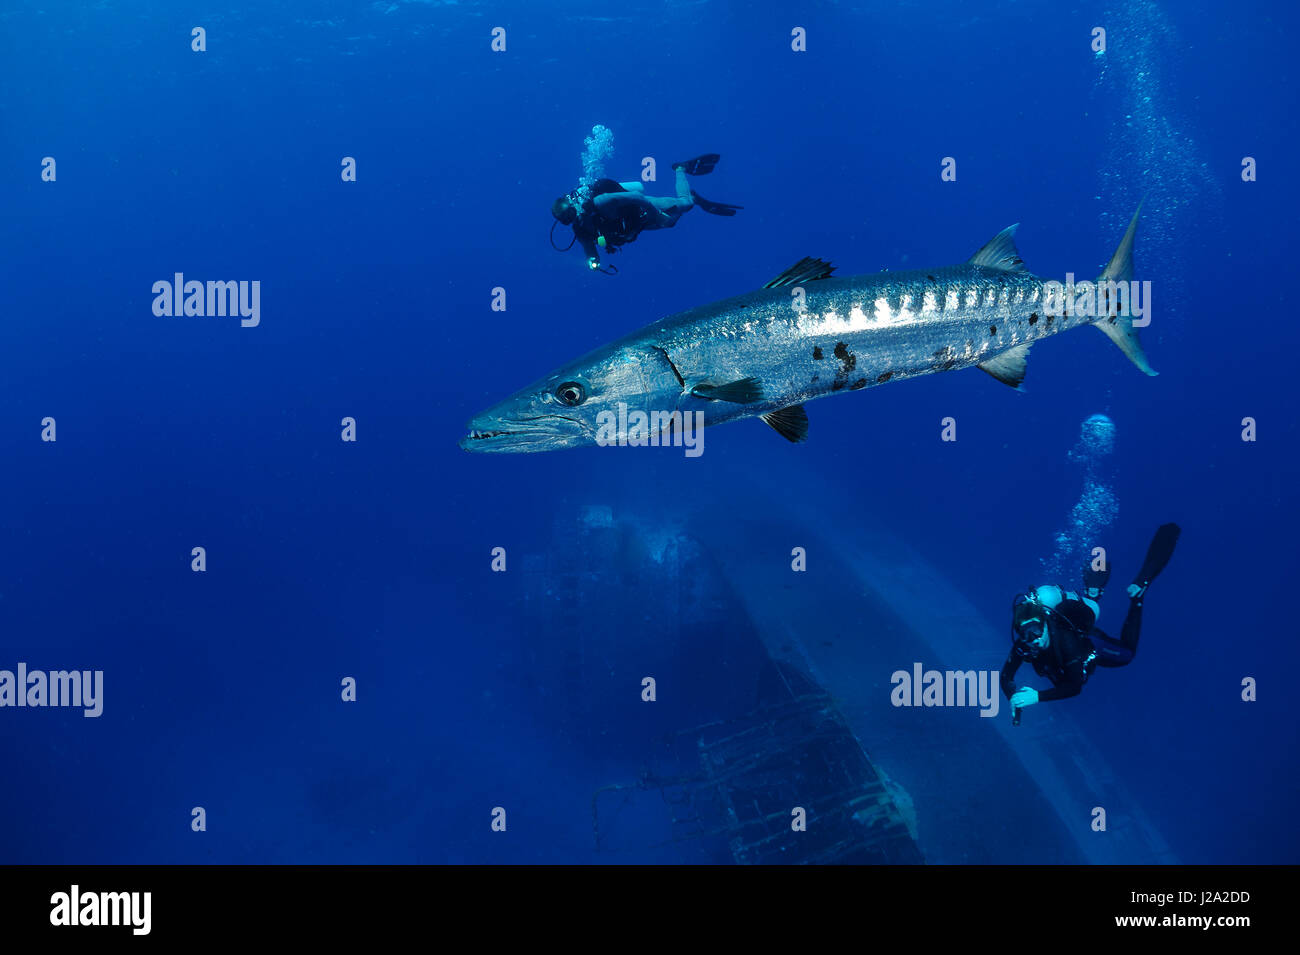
<box><xmin>460</xmin><ymin>410</ymin><xmax>590</xmax><ymax>453</ymax></box>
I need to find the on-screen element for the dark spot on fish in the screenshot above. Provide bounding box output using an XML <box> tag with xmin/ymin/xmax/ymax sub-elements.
<box><xmin>813</xmin><ymin>346</ymin><xmax>824</xmax><ymax>360</ymax></box>
<box><xmin>831</xmin><ymin>380</ymin><xmax>845</xmax><ymax>391</ymax></box>
<box><xmin>927</xmin><ymin>274</ymin><xmax>936</xmax><ymax>282</ymax></box>
<box><xmin>989</xmin><ymin>325</ymin><xmax>997</xmax><ymax>336</ymax></box>
<box><xmin>933</xmin><ymin>347</ymin><xmax>949</xmax><ymax>359</ymax></box>
<box><xmin>1046</xmin><ymin>313</ymin><xmax>1055</xmax><ymax>326</ymax></box>
<box><xmin>833</xmin><ymin>342</ymin><xmax>856</xmax><ymax>372</ymax></box>
<box><xmin>849</xmin><ymin>378</ymin><xmax>868</xmax><ymax>390</ymax></box>
<box><xmin>1029</xmin><ymin>312</ymin><xmax>1038</xmax><ymax>325</ymax></box>
<box><xmin>812</xmin><ymin>375</ymin><xmax>820</xmax><ymax>382</ymax></box>
<box><xmin>877</xmin><ymin>371</ymin><xmax>893</xmax><ymax>384</ymax></box>
<box><xmin>942</xmin><ymin>358</ymin><xmax>957</xmax><ymax>371</ymax></box>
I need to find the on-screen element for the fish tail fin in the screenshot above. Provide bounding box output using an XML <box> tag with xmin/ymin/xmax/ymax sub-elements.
<box><xmin>1092</xmin><ymin>199</ymin><xmax>1156</xmax><ymax>376</ymax></box>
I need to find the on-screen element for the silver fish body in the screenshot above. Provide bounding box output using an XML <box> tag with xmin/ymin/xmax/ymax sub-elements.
<box><xmin>462</xmin><ymin>208</ymin><xmax>1151</xmax><ymax>453</ymax></box>
<box><xmin>639</xmin><ymin>264</ymin><xmax>1081</xmax><ymax>429</ymax></box>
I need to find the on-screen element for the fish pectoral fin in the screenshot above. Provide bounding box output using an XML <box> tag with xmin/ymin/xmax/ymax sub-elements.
<box><xmin>688</xmin><ymin>377</ymin><xmax>763</xmax><ymax>403</ymax></box>
<box><xmin>762</xmin><ymin>256</ymin><xmax>836</xmax><ymax>289</ymax></box>
<box><xmin>761</xmin><ymin>404</ymin><xmax>809</xmax><ymax>443</ymax></box>
<box><xmin>977</xmin><ymin>343</ymin><xmax>1033</xmax><ymax>389</ymax></box>
<box><xmin>968</xmin><ymin>224</ymin><xmax>1029</xmax><ymax>272</ymax></box>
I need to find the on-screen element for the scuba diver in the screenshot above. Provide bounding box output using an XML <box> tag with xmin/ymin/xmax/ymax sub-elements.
<box><xmin>1002</xmin><ymin>523</ymin><xmax>1181</xmax><ymax>723</ymax></box>
<box><xmin>550</xmin><ymin>154</ymin><xmax>743</xmax><ymax>273</ymax></box>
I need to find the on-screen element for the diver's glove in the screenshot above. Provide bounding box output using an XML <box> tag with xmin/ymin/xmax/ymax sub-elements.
<box><xmin>1010</xmin><ymin>687</ymin><xmax>1039</xmax><ymax>709</ymax></box>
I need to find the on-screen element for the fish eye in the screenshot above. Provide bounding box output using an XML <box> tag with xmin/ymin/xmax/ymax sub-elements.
<box><xmin>555</xmin><ymin>381</ymin><xmax>586</xmax><ymax>406</ymax></box>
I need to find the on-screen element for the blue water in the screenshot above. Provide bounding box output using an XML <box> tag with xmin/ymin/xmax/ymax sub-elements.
<box><xmin>1</xmin><ymin>0</ymin><xmax>1296</xmax><ymax>864</ymax></box>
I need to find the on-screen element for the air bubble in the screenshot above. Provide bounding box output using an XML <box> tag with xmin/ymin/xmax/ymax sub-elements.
<box><xmin>1042</xmin><ymin>415</ymin><xmax>1118</xmax><ymax>581</ymax></box>
<box><xmin>575</xmin><ymin>124</ymin><xmax>615</xmax><ymax>202</ymax></box>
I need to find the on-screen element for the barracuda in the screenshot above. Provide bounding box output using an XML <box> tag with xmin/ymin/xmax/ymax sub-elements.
<box><xmin>461</xmin><ymin>205</ymin><xmax>1151</xmax><ymax>453</ymax></box>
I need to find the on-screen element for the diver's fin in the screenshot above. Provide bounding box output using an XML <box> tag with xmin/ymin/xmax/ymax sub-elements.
<box><xmin>690</xmin><ymin>377</ymin><xmax>762</xmax><ymax>403</ymax></box>
<box><xmin>690</xmin><ymin>190</ymin><xmax>743</xmax><ymax>216</ymax></box>
<box><xmin>1082</xmin><ymin>563</ymin><xmax>1112</xmax><ymax>595</ymax></box>
<box><xmin>761</xmin><ymin>404</ymin><xmax>809</xmax><ymax>443</ymax></box>
<box><xmin>1129</xmin><ymin>522</ymin><xmax>1180</xmax><ymax>597</ymax></box>
<box><xmin>968</xmin><ymin>224</ymin><xmax>1028</xmax><ymax>272</ymax></box>
<box><xmin>763</xmin><ymin>256</ymin><xmax>836</xmax><ymax>289</ymax></box>
<box><xmin>977</xmin><ymin>343</ymin><xmax>1033</xmax><ymax>389</ymax></box>
<box><xmin>1092</xmin><ymin>201</ymin><xmax>1156</xmax><ymax>376</ymax></box>
<box><xmin>674</xmin><ymin>154</ymin><xmax>720</xmax><ymax>176</ymax></box>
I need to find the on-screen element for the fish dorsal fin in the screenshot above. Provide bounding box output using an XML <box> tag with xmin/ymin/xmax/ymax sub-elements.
<box><xmin>761</xmin><ymin>404</ymin><xmax>809</xmax><ymax>442</ymax></box>
<box><xmin>968</xmin><ymin>225</ymin><xmax>1027</xmax><ymax>272</ymax></box>
<box><xmin>763</xmin><ymin>256</ymin><xmax>836</xmax><ymax>289</ymax></box>
<box><xmin>977</xmin><ymin>342</ymin><xmax>1033</xmax><ymax>389</ymax></box>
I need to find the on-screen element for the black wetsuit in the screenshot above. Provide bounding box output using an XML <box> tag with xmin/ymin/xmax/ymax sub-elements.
<box><xmin>1000</xmin><ymin>588</ymin><xmax>1145</xmax><ymax>703</ymax></box>
<box><xmin>571</xmin><ymin>179</ymin><xmax>652</xmax><ymax>261</ymax></box>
